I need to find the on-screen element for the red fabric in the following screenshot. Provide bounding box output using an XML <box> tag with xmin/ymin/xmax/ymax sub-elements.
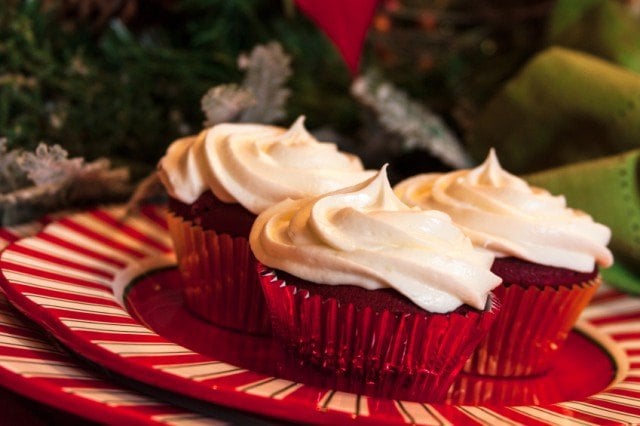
<box><xmin>295</xmin><ymin>0</ymin><xmax>380</xmax><ymax>75</ymax></box>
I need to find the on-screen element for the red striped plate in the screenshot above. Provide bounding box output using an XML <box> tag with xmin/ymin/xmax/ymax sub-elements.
<box><xmin>0</xmin><ymin>214</ymin><xmax>258</xmax><ymax>424</ymax></box>
<box><xmin>1</xmin><ymin>205</ymin><xmax>640</xmax><ymax>425</ymax></box>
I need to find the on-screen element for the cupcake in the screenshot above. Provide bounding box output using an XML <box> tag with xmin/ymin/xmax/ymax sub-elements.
<box><xmin>250</xmin><ymin>166</ymin><xmax>501</xmax><ymax>401</ymax></box>
<box><xmin>394</xmin><ymin>149</ymin><xmax>613</xmax><ymax>376</ymax></box>
<box><xmin>158</xmin><ymin>116</ymin><xmax>374</xmax><ymax>334</ymax></box>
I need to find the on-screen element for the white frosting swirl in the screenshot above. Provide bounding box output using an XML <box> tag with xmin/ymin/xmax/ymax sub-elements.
<box><xmin>158</xmin><ymin>117</ymin><xmax>374</xmax><ymax>214</ymax></box>
<box><xmin>394</xmin><ymin>149</ymin><xmax>614</xmax><ymax>272</ymax></box>
<box><xmin>250</xmin><ymin>166</ymin><xmax>501</xmax><ymax>313</ymax></box>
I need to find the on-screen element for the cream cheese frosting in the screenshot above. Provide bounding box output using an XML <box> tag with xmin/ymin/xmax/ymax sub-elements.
<box><xmin>158</xmin><ymin>116</ymin><xmax>375</xmax><ymax>214</ymax></box>
<box><xmin>394</xmin><ymin>149</ymin><xmax>614</xmax><ymax>272</ymax></box>
<box><xmin>250</xmin><ymin>166</ymin><xmax>501</xmax><ymax>313</ymax></box>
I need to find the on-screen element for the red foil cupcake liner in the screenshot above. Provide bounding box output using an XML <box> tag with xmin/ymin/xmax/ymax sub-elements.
<box><xmin>167</xmin><ymin>213</ymin><xmax>271</xmax><ymax>335</ymax></box>
<box><xmin>257</xmin><ymin>263</ymin><xmax>500</xmax><ymax>402</ymax></box>
<box><xmin>463</xmin><ymin>278</ymin><xmax>600</xmax><ymax>377</ymax></box>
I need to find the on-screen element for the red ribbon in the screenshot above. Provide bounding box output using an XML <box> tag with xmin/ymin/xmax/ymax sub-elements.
<box><xmin>295</xmin><ymin>0</ymin><xmax>380</xmax><ymax>75</ymax></box>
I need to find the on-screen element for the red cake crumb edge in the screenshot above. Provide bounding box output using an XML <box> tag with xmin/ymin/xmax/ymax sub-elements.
<box><xmin>491</xmin><ymin>256</ymin><xmax>598</xmax><ymax>287</ymax></box>
<box><xmin>168</xmin><ymin>191</ymin><xmax>256</xmax><ymax>237</ymax></box>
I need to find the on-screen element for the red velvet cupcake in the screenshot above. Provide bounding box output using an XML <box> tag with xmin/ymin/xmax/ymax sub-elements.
<box><xmin>250</xmin><ymin>167</ymin><xmax>502</xmax><ymax>401</ymax></box>
<box><xmin>165</xmin><ymin>192</ymin><xmax>267</xmax><ymax>333</ymax></box>
<box><xmin>394</xmin><ymin>149</ymin><xmax>613</xmax><ymax>376</ymax></box>
<box><xmin>158</xmin><ymin>117</ymin><xmax>373</xmax><ymax>334</ymax></box>
<box><xmin>465</xmin><ymin>257</ymin><xmax>600</xmax><ymax>376</ymax></box>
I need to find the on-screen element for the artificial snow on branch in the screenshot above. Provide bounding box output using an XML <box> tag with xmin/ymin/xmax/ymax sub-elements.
<box><xmin>201</xmin><ymin>42</ymin><xmax>292</xmax><ymax>126</ymax></box>
<box><xmin>0</xmin><ymin>139</ymin><xmax>30</xmax><ymax>193</ymax></box>
<box><xmin>351</xmin><ymin>71</ymin><xmax>473</xmax><ymax>169</ymax></box>
<box><xmin>201</xmin><ymin>84</ymin><xmax>256</xmax><ymax>127</ymax></box>
<box><xmin>19</xmin><ymin>144</ymin><xmax>85</xmax><ymax>186</ymax></box>
<box><xmin>0</xmin><ymin>139</ymin><xmax>131</xmax><ymax>225</ymax></box>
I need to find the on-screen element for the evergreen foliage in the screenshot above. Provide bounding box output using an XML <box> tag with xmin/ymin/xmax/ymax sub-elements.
<box><xmin>0</xmin><ymin>0</ymin><xmax>353</xmax><ymax>177</ymax></box>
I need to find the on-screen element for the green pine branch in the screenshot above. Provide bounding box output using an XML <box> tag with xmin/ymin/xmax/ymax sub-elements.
<box><xmin>0</xmin><ymin>0</ymin><xmax>355</xmax><ymax>179</ymax></box>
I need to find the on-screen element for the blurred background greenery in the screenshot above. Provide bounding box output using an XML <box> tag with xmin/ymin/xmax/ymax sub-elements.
<box><xmin>0</xmin><ymin>0</ymin><xmax>558</xmax><ymax>176</ymax></box>
<box><xmin>2</xmin><ymin>0</ymin><xmax>640</xmax><ymax>177</ymax></box>
<box><xmin>1</xmin><ymin>0</ymin><xmax>354</xmax><ymax>178</ymax></box>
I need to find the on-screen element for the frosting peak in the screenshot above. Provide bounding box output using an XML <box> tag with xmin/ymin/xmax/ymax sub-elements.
<box><xmin>468</xmin><ymin>149</ymin><xmax>529</xmax><ymax>190</ymax></box>
<box><xmin>395</xmin><ymin>149</ymin><xmax>614</xmax><ymax>272</ymax></box>
<box><xmin>158</xmin><ymin>117</ymin><xmax>374</xmax><ymax>214</ymax></box>
<box><xmin>277</xmin><ymin>115</ymin><xmax>312</xmax><ymax>145</ymax></box>
<box><xmin>250</xmin><ymin>166</ymin><xmax>501</xmax><ymax>313</ymax></box>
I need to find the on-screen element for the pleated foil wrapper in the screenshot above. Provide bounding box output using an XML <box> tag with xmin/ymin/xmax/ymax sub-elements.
<box><xmin>257</xmin><ymin>263</ymin><xmax>500</xmax><ymax>402</ymax></box>
<box><xmin>463</xmin><ymin>277</ymin><xmax>600</xmax><ymax>377</ymax></box>
<box><xmin>167</xmin><ymin>213</ymin><xmax>271</xmax><ymax>335</ymax></box>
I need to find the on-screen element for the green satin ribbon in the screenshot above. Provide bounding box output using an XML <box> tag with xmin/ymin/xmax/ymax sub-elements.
<box><xmin>547</xmin><ymin>0</ymin><xmax>640</xmax><ymax>73</ymax></box>
<box><xmin>467</xmin><ymin>47</ymin><xmax>640</xmax><ymax>174</ymax></box>
<box><xmin>527</xmin><ymin>149</ymin><xmax>640</xmax><ymax>294</ymax></box>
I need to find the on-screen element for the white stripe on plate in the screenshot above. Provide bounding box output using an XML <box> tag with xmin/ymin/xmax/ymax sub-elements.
<box><xmin>581</xmin><ymin>298</ymin><xmax>640</xmax><ymax>321</ymax></box>
<box><xmin>0</xmin><ymin>332</ymin><xmax>60</xmax><ymax>353</ymax></box>
<box><xmin>95</xmin><ymin>341</ymin><xmax>192</xmax><ymax>357</ymax></box>
<box><xmin>157</xmin><ymin>361</ymin><xmax>245</xmax><ymax>381</ymax></box>
<box><xmin>69</xmin><ymin>215</ymin><xmax>163</xmax><ymax>257</ymax></box>
<box><xmin>394</xmin><ymin>401</ymin><xmax>452</xmax><ymax>426</ymax></box>
<box><xmin>100</xmin><ymin>206</ymin><xmax>171</xmax><ymax>245</ymax></box>
<box><xmin>63</xmin><ymin>387</ymin><xmax>162</xmax><ymax>406</ymax></box>
<box><xmin>44</xmin><ymin>224</ymin><xmax>140</xmax><ymax>263</ymax></box>
<box><xmin>560</xmin><ymin>401</ymin><xmax>640</xmax><ymax>424</ymax></box>
<box><xmin>18</xmin><ymin>238</ymin><xmax>121</xmax><ymax>274</ymax></box>
<box><xmin>596</xmin><ymin>320</ymin><xmax>640</xmax><ymax>335</ymax></box>
<box><xmin>624</xmin><ymin>372</ymin><xmax>640</xmax><ymax>380</ymax></box>
<box><xmin>3</xmin><ymin>271</ymin><xmax>113</xmax><ymax>300</ymax></box>
<box><xmin>60</xmin><ymin>318</ymin><xmax>154</xmax><ymax>335</ymax></box>
<box><xmin>151</xmin><ymin>413</ymin><xmax>227</xmax><ymax>426</ymax></box>
<box><xmin>24</xmin><ymin>294</ymin><xmax>128</xmax><ymax>318</ymax></box>
<box><xmin>237</xmin><ymin>377</ymin><xmax>302</xmax><ymax>400</ymax></box>
<box><xmin>590</xmin><ymin>392</ymin><xmax>640</xmax><ymax>407</ymax></box>
<box><xmin>118</xmin><ymin>215</ymin><xmax>172</xmax><ymax>249</ymax></box>
<box><xmin>612</xmin><ymin>382</ymin><xmax>640</xmax><ymax>392</ymax></box>
<box><xmin>319</xmin><ymin>391</ymin><xmax>369</xmax><ymax>417</ymax></box>
<box><xmin>617</xmin><ymin>340</ymin><xmax>640</xmax><ymax>350</ymax></box>
<box><xmin>0</xmin><ymin>357</ymin><xmax>93</xmax><ymax>379</ymax></box>
<box><xmin>512</xmin><ymin>407</ymin><xmax>597</xmax><ymax>426</ymax></box>
<box><xmin>457</xmin><ymin>407</ymin><xmax>522</xmax><ymax>426</ymax></box>
<box><xmin>2</xmin><ymin>251</ymin><xmax>111</xmax><ymax>285</ymax></box>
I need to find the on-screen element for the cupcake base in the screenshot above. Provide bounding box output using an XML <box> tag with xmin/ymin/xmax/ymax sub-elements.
<box><xmin>167</xmin><ymin>193</ymin><xmax>270</xmax><ymax>335</ymax></box>
<box><xmin>257</xmin><ymin>263</ymin><xmax>499</xmax><ymax>402</ymax></box>
<box><xmin>463</xmin><ymin>257</ymin><xmax>600</xmax><ymax>377</ymax></box>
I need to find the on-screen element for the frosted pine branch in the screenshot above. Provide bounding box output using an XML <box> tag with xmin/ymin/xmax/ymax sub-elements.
<box><xmin>201</xmin><ymin>84</ymin><xmax>256</xmax><ymax>127</ymax></box>
<box><xmin>201</xmin><ymin>42</ymin><xmax>292</xmax><ymax>126</ymax></box>
<box><xmin>0</xmin><ymin>141</ymin><xmax>131</xmax><ymax>224</ymax></box>
<box><xmin>0</xmin><ymin>139</ymin><xmax>30</xmax><ymax>193</ymax></box>
<box><xmin>351</xmin><ymin>72</ymin><xmax>472</xmax><ymax>169</ymax></box>
<box><xmin>239</xmin><ymin>41</ymin><xmax>292</xmax><ymax>123</ymax></box>
<box><xmin>19</xmin><ymin>143</ymin><xmax>84</xmax><ymax>186</ymax></box>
